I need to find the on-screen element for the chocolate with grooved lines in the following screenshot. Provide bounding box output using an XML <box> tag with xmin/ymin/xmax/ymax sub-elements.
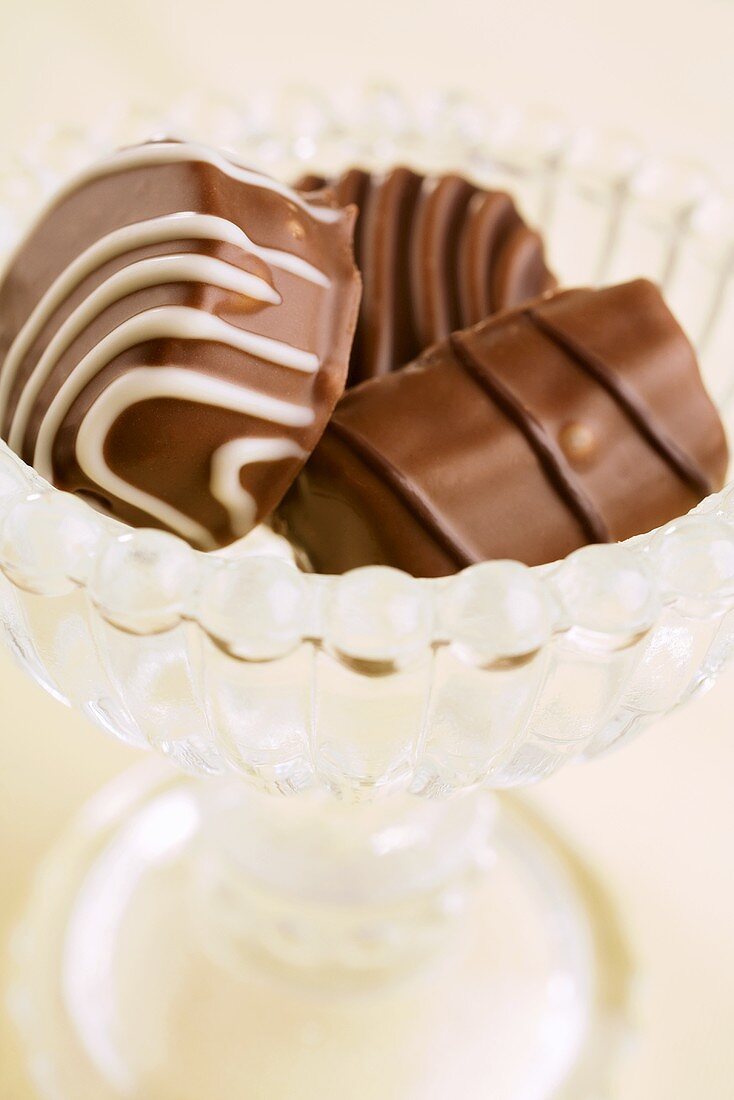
<box><xmin>297</xmin><ymin>167</ymin><xmax>555</xmax><ymax>387</ymax></box>
<box><xmin>280</xmin><ymin>280</ymin><xmax>728</xmax><ymax>577</ymax></box>
<box><xmin>0</xmin><ymin>141</ymin><xmax>361</xmax><ymax>550</ymax></box>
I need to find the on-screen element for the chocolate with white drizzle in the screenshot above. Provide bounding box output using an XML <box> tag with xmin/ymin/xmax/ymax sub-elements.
<box><xmin>297</xmin><ymin>166</ymin><xmax>555</xmax><ymax>387</ymax></box>
<box><xmin>280</xmin><ymin>280</ymin><xmax>728</xmax><ymax>577</ymax></box>
<box><xmin>0</xmin><ymin>141</ymin><xmax>361</xmax><ymax>549</ymax></box>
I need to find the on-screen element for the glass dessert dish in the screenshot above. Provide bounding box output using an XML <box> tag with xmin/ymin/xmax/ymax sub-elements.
<box><xmin>3</xmin><ymin>88</ymin><xmax>734</xmax><ymax>1099</ymax></box>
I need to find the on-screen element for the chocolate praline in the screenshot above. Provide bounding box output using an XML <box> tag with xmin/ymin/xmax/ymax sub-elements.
<box><xmin>0</xmin><ymin>140</ymin><xmax>361</xmax><ymax>549</ymax></box>
<box><xmin>280</xmin><ymin>279</ymin><xmax>728</xmax><ymax>577</ymax></box>
<box><xmin>297</xmin><ymin>166</ymin><xmax>555</xmax><ymax>387</ymax></box>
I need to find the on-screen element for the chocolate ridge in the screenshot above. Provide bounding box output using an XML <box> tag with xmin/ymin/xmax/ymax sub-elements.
<box><xmin>458</xmin><ymin>191</ymin><xmax>517</xmax><ymax>322</ymax></box>
<box><xmin>449</xmin><ymin>332</ymin><xmax>610</xmax><ymax>544</ymax></box>
<box><xmin>327</xmin><ymin>418</ymin><xmax>478</xmax><ymax>568</ymax></box>
<box><xmin>526</xmin><ymin>307</ymin><xmax>713</xmax><ymax>496</ymax></box>
<box><xmin>359</xmin><ymin>167</ymin><xmax>423</xmax><ymax>383</ymax></box>
<box><xmin>410</xmin><ymin>174</ymin><xmax>476</xmax><ymax>348</ymax></box>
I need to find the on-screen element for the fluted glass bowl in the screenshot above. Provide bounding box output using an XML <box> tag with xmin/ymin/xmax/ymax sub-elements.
<box><xmin>3</xmin><ymin>88</ymin><xmax>734</xmax><ymax>1100</ymax></box>
<box><xmin>0</xmin><ymin>88</ymin><xmax>733</xmax><ymax>800</ymax></box>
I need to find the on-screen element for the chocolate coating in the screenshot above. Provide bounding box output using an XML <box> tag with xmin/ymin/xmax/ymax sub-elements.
<box><xmin>281</xmin><ymin>280</ymin><xmax>728</xmax><ymax>577</ymax></box>
<box><xmin>297</xmin><ymin>167</ymin><xmax>555</xmax><ymax>387</ymax></box>
<box><xmin>0</xmin><ymin>141</ymin><xmax>361</xmax><ymax>549</ymax></box>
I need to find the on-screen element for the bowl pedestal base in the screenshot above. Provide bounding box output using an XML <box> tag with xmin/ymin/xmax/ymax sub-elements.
<box><xmin>9</xmin><ymin>761</ymin><xmax>631</xmax><ymax>1100</ymax></box>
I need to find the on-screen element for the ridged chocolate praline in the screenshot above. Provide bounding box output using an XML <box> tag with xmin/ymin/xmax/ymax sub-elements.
<box><xmin>280</xmin><ymin>280</ymin><xmax>728</xmax><ymax>577</ymax></box>
<box><xmin>297</xmin><ymin>166</ymin><xmax>555</xmax><ymax>387</ymax></box>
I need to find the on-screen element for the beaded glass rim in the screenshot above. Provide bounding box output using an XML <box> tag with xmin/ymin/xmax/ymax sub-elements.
<box><xmin>1</xmin><ymin>87</ymin><xmax>734</xmax><ymax>667</ymax></box>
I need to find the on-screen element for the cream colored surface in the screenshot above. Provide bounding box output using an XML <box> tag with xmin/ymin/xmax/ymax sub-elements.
<box><xmin>0</xmin><ymin>1</ymin><xmax>733</xmax><ymax>1096</ymax></box>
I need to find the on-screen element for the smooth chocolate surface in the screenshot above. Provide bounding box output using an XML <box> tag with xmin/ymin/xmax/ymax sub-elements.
<box><xmin>281</xmin><ymin>280</ymin><xmax>728</xmax><ymax>577</ymax></box>
<box><xmin>297</xmin><ymin>167</ymin><xmax>555</xmax><ymax>387</ymax></box>
<box><xmin>0</xmin><ymin>141</ymin><xmax>361</xmax><ymax>549</ymax></box>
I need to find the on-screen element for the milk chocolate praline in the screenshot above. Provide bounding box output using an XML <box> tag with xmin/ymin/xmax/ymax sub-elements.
<box><xmin>297</xmin><ymin>166</ymin><xmax>555</xmax><ymax>387</ymax></box>
<box><xmin>0</xmin><ymin>140</ymin><xmax>361</xmax><ymax>550</ymax></box>
<box><xmin>280</xmin><ymin>280</ymin><xmax>728</xmax><ymax>577</ymax></box>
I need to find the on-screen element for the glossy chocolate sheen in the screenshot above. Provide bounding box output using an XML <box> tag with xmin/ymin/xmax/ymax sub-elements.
<box><xmin>0</xmin><ymin>141</ymin><xmax>361</xmax><ymax>549</ymax></box>
<box><xmin>297</xmin><ymin>167</ymin><xmax>555</xmax><ymax>387</ymax></box>
<box><xmin>281</xmin><ymin>280</ymin><xmax>728</xmax><ymax>577</ymax></box>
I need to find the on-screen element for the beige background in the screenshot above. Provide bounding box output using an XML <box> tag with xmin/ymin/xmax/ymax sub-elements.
<box><xmin>0</xmin><ymin>1</ymin><xmax>733</xmax><ymax>1096</ymax></box>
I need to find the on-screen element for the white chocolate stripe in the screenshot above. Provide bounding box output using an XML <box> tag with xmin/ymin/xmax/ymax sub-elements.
<box><xmin>75</xmin><ymin>368</ymin><xmax>313</xmax><ymax>548</ymax></box>
<box><xmin>8</xmin><ymin>254</ymin><xmax>282</xmax><ymax>452</ymax></box>
<box><xmin>210</xmin><ymin>437</ymin><xmax>306</xmax><ymax>537</ymax></box>
<box><xmin>33</xmin><ymin>305</ymin><xmax>317</xmax><ymax>481</ymax></box>
<box><xmin>0</xmin><ymin>209</ymin><xmax>329</xmax><ymax>428</ymax></box>
<box><xmin>50</xmin><ymin>140</ymin><xmax>341</xmax><ymax>225</ymax></box>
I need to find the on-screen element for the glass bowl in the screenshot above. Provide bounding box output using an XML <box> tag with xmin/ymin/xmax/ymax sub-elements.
<box><xmin>2</xmin><ymin>88</ymin><xmax>733</xmax><ymax>1100</ymax></box>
